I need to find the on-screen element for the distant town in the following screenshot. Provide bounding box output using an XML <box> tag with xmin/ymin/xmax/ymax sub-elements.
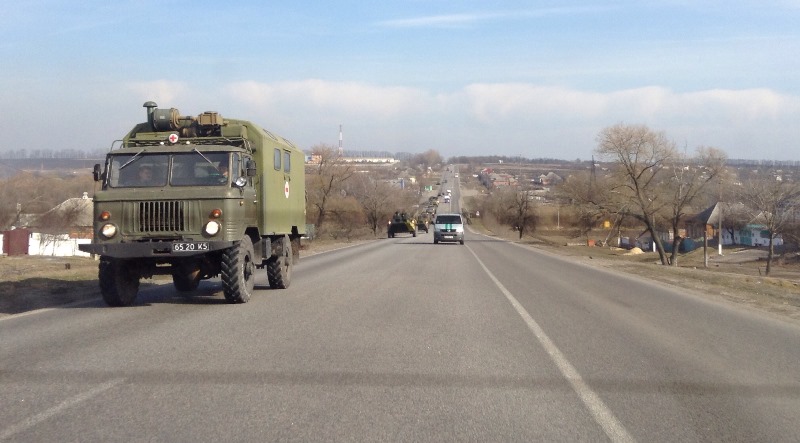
<box><xmin>2</xmin><ymin>148</ymin><xmax>799</xmax><ymax>181</ymax></box>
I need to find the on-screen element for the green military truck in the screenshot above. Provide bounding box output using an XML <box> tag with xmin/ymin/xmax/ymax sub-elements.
<box><xmin>80</xmin><ymin>102</ymin><xmax>306</xmax><ymax>306</ymax></box>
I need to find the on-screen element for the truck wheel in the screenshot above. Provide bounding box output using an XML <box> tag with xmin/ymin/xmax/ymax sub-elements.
<box><xmin>172</xmin><ymin>262</ymin><xmax>201</xmax><ymax>292</ymax></box>
<box><xmin>99</xmin><ymin>257</ymin><xmax>139</xmax><ymax>307</ymax></box>
<box><xmin>412</xmin><ymin>229</ymin><xmax>417</xmax><ymax>237</ymax></box>
<box><xmin>267</xmin><ymin>235</ymin><xmax>292</xmax><ymax>289</ymax></box>
<box><xmin>221</xmin><ymin>236</ymin><xmax>256</xmax><ymax>303</ymax></box>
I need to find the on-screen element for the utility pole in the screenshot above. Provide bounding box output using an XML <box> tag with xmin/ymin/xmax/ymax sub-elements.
<box><xmin>718</xmin><ymin>180</ymin><xmax>723</xmax><ymax>256</ymax></box>
<box><xmin>338</xmin><ymin>125</ymin><xmax>343</xmax><ymax>157</ymax></box>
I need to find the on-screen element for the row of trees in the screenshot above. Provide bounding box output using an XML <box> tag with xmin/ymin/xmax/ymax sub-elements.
<box><xmin>558</xmin><ymin>124</ymin><xmax>800</xmax><ymax>274</ymax></box>
<box><xmin>0</xmin><ymin>149</ymin><xmax>107</xmax><ymax>159</ymax></box>
<box><xmin>305</xmin><ymin>145</ymin><xmax>438</xmax><ymax>238</ymax></box>
<box><xmin>457</xmin><ymin>124</ymin><xmax>799</xmax><ymax>276</ymax></box>
<box><xmin>0</xmin><ymin>172</ymin><xmax>97</xmax><ymax>231</ymax></box>
<box><xmin>5</xmin><ymin>128</ymin><xmax>798</xmax><ymax>277</ymax></box>
<box><xmin>0</xmin><ymin>145</ymin><xmax>435</xmax><ymax>239</ymax></box>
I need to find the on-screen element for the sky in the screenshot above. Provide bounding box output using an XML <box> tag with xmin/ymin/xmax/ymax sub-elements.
<box><xmin>1</xmin><ymin>1</ymin><xmax>799</xmax><ymax>161</ymax></box>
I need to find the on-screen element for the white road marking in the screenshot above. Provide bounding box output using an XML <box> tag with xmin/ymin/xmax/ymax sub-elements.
<box><xmin>467</xmin><ymin>246</ymin><xmax>635</xmax><ymax>443</ymax></box>
<box><xmin>0</xmin><ymin>378</ymin><xmax>124</xmax><ymax>440</ymax></box>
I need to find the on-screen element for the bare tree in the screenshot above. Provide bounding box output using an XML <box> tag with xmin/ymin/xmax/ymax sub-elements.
<box><xmin>738</xmin><ymin>170</ymin><xmax>800</xmax><ymax>275</ymax></box>
<box><xmin>0</xmin><ymin>172</ymin><xmax>95</xmax><ymax>230</ymax></box>
<box><xmin>306</xmin><ymin>145</ymin><xmax>355</xmax><ymax>231</ymax></box>
<box><xmin>409</xmin><ymin>149</ymin><xmax>444</xmax><ymax>172</ymax></box>
<box><xmin>324</xmin><ymin>196</ymin><xmax>365</xmax><ymax>241</ymax></box>
<box><xmin>558</xmin><ymin>169</ymin><xmax>615</xmax><ymax>241</ymax></box>
<box><xmin>347</xmin><ymin>174</ymin><xmax>405</xmax><ymax>235</ymax></box>
<box><xmin>662</xmin><ymin>146</ymin><xmax>727</xmax><ymax>265</ymax></box>
<box><xmin>489</xmin><ymin>187</ymin><xmax>538</xmax><ymax>239</ymax></box>
<box><xmin>595</xmin><ymin>124</ymin><xmax>677</xmax><ymax>265</ymax></box>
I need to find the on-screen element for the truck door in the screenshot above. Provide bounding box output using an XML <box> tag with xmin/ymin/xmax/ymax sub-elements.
<box><xmin>237</xmin><ymin>154</ymin><xmax>258</xmax><ymax>225</ymax></box>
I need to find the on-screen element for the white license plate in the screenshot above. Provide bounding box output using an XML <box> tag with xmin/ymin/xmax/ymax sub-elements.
<box><xmin>172</xmin><ymin>242</ymin><xmax>209</xmax><ymax>252</ymax></box>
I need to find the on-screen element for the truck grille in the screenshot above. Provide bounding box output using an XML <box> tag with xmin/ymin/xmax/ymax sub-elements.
<box><xmin>137</xmin><ymin>201</ymin><xmax>186</xmax><ymax>232</ymax></box>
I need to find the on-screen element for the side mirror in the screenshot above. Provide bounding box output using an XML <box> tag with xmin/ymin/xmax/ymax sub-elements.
<box><xmin>246</xmin><ymin>160</ymin><xmax>257</xmax><ymax>177</ymax></box>
<box><xmin>92</xmin><ymin>164</ymin><xmax>103</xmax><ymax>182</ymax></box>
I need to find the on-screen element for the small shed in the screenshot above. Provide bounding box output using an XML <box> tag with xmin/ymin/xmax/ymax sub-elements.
<box><xmin>2</xmin><ymin>228</ymin><xmax>31</xmax><ymax>255</ymax></box>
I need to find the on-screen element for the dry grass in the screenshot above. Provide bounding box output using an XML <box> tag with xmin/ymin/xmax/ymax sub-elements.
<box><xmin>0</xmin><ymin>255</ymin><xmax>100</xmax><ymax>315</ymax></box>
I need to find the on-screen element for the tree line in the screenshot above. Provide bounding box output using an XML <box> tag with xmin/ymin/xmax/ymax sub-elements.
<box><xmin>4</xmin><ymin>127</ymin><xmax>798</xmax><ymax>276</ymax></box>
<box><xmin>557</xmin><ymin>124</ymin><xmax>800</xmax><ymax>274</ymax></box>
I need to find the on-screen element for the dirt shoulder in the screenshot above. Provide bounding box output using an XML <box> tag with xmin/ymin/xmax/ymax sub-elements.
<box><xmin>0</xmin><ymin>255</ymin><xmax>102</xmax><ymax>316</ymax></box>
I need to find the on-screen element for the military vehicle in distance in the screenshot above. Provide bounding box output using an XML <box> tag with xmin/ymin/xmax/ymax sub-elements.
<box><xmin>80</xmin><ymin>102</ymin><xmax>306</xmax><ymax>306</ymax></box>
<box><xmin>415</xmin><ymin>212</ymin><xmax>431</xmax><ymax>233</ymax></box>
<box><xmin>387</xmin><ymin>212</ymin><xmax>417</xmax><ymax>238</ymax></box>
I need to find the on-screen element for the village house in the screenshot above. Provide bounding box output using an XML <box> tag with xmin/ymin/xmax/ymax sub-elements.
<box><xmin>1</xmin><ymin>193</ymin><xmax>94</xmax><ymax>257</ymax></box>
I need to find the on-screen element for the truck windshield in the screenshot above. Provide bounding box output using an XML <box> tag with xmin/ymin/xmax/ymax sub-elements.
<box><xmin>170</xmin><ymin>152</ymin><xmax>230</xmax><ymax>186</ymax></box>
<box><xmin>109</xmin><ymin>152</ymin><xmax>231</xmax><ymax>188</ymax></box>
<box><xmin>109</xmin><ymin>154</ymin><xmax>169</xmax><ymax>187</ymax></box>
<box><xmin>436</xmin><ymin>215</ymin><xmax>462</xmax><ymax>224</ymax></box>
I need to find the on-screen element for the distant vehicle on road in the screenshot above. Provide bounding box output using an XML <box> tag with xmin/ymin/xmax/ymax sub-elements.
<box><xmin>416</xmin><ymin>213</ymin><xmax>431</xmax><ymax>233</ymax></box>
<box><xmin>388</xmin><ymin>212</ymin><xmax>417</xmax><ymax>238</ymax></box>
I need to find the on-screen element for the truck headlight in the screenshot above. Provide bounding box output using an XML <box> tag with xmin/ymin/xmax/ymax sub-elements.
<box><xmin>204</xmin><ymin>220</ymin><xmax>221</xmax><ymax>236</ymax></box>
<box><xmin>99</xmin><ymin>223</ymin><xmax>117</xmax><ymax>239</ymax></box>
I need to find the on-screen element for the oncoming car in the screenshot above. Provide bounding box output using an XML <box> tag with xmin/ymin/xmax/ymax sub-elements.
<box><xmin>433</xmin><ymin>213</ymin><xmax>464</xmax><ymax>245</ymax></box>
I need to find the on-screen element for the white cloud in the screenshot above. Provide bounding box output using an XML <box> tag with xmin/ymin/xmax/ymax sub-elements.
<box><xmin>3</xmin><ymin>78</ymin><xmax>796</xmax><ymax>161</ymax></box>
<box><xmin>223</xmin><ymin>80</ymin><xmax>428</xmax><ymax>119</ymax></box>
<box><xmin>210</xmin><ymin>79</ymin><xmax>799</xmax><ymax>160</ymax></box>
<box><xmin>125</xmin><ymin>80</ymin><xmax>191</xmax><ymax>107</ymax></box>
<box><xmin>377</xmin><ymin>13</ymin><xmax>489</xmax><ymax>28</ymax></box>
<box><xmin>375</xmin><ymin>6</ymin><xmax>609</xmax><ymax>29</ymax></box>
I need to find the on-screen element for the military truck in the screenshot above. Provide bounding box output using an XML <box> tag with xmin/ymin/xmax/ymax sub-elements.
<box><xmin>79</xmin><ymin>102</ymin><xmax>306</xmax><ymax>306</ymax></box>
<box><xmin>387</xmin><ymin>212</ymin><xmax>416</xmax><ymax>238</ymax></box>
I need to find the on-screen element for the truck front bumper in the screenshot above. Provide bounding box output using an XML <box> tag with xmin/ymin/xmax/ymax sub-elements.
<box><xmin>79</xmin><ymin>240</ymin><xmax>236</xmax><ymax>259</ymax></box>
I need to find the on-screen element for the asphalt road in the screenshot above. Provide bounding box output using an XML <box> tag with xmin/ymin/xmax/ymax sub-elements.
<box><xmin>2</xmin><ymin>229</ymin><xmax>800</xmax><ymax>442</ymax></box>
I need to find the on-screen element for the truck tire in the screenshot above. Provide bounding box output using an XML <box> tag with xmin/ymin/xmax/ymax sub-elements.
<box><xmin>99</xmin><ymin>257</ymin><xmax>139</xmax><ymax>307</ymax></box>
<box><xmin>412</xmin><ymin>229</ymin><xmax>417</xmax><ymax>237</ymax></box>
<box><xmin>221</xmin><ymin>236</ymin><xmax>256</xmax><ymax>303</ymax></box>
<box><xmin>267</xmin><ymin>235</ymin><xmax>292</xmax><ymax>289</ymax></box>
<box><xmin>172</xmin><ymin>262</ymin><xmax>201</xmax><ymax>292</ymax></box>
